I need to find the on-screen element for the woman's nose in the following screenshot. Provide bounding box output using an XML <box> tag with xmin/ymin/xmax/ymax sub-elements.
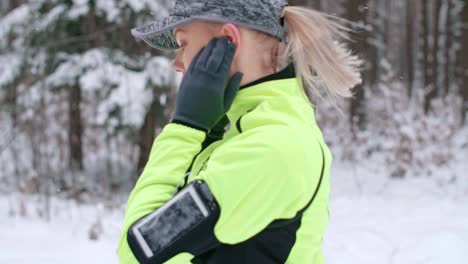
<box><xmin>172</xmin><ymin>55</ymin><xmax>185</xmax><ymax>73</ymax></box>
<box><xmin>173</xmin><ymin>61</ymin><xmax>184</xmax><ymax>73</ymax></box>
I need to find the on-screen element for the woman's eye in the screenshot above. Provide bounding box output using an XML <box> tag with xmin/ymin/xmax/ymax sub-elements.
<box><xmin>177</xmin><ymin>40</ymin><xmax>186</xmax><ymax>48</ymax></box>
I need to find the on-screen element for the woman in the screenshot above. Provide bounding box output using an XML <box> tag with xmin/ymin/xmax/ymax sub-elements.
<box><xmin>118</xmin><ymin>0</ymin><xmax>362</xmax><ymax>263</ymax></box>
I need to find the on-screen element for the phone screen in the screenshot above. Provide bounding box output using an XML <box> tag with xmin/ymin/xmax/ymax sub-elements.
<box><xmin>136</xmin><ymin>187</ymin><xmax>208</xmax><ymax>256</ymax></box>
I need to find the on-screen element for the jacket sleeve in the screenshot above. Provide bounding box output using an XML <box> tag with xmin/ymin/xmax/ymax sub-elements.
<box><xmin>117</xmin><ymin>123</ymin><xmax>207</xmax><ymax>264</ymax></box>
<box><xmin>193</xmin><ymin>124</ymin><xmax>324</xmax><ymax>244</ymax></box>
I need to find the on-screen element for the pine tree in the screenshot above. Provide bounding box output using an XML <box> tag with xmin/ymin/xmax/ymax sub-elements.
<box><xmin>0</xmin><ymin>0</ymin><xmax>177</xmax><ymax>197</ymax></box>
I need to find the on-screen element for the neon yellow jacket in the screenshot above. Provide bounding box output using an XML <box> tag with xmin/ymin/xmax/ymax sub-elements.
<box><xmin>118</xmin><ymin>68</ymin><xmax>332</xmax><ymax>263</ymax></box>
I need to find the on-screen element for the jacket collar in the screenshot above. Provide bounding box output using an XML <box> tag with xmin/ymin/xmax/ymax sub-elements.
<box><xmin>226</xmin><ymin>63</ymin><xmax>310</xmax><ymax>125</ymax></box>
<box><xmin>238</xmin><ymin>63</ymin><xmax>296</xmax><ymax>90</ymax></box>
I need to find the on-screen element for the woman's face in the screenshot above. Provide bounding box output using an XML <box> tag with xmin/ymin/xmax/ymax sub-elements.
<box><xmin>172</xmin><ymin>21</ymin><xmax>279</xmax><ymax>86</ymax></box>
<box><xmin>173</xmin><ymin>22</ymin><xmax>226</xmax><ymax>74</ymax></box>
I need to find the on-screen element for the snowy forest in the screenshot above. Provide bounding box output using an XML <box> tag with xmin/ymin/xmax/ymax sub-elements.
<box><xmin>1</xmin><ymin>0</ymin><xmax>467</xmax><ymax>263</ymax></box>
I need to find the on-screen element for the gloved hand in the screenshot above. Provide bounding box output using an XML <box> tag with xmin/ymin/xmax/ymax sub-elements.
<box><xmin>171</xmin><ymin>37</ymin><xmax>243</xmax><ymax>132</ymax></box>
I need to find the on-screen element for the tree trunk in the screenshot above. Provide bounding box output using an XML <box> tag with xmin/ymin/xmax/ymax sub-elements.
<box><xmin>315</xmin><ymin>0</ymin><xmax>322</xmax><ymax>10</ymax></box>
<box><xmin>421</xmin><ymin>0</ymin><xmax>431</xmax><ymax>112</ymax></box>
<box><xmin>68</xmin><ymin>83</ymin><xmax>83</xmax><ymax>171</ymax></box>
<box><xmin>383</xmin><ymin>0</ymin><xmax>393</xmax><ymax>54</ymax></box>
<box><xmin>137</xmin><ymin>87</ymin><xmax>170</xmax><ymax>174</ymax></box>
<box><xmin>431</xmin><ymin>0</ymin><xmax>442</xmax><ymax>98</ymax></box>
<box><xmin>346</xmin><ymin>0</ymin><xmax>370</xmax><ymax>132</ymax></box>
<box><xmin>460</xmin><ymin>1</ymin><xmax>468</xmax><ymax>122</ymax></box>
<box><xmin>137</xmin><ymin>98</ymin><xmax>159</xmax><ymax>172</ymax></box>
<box><xmin>367</xmin><ymin>0</ymin><xmax>379</xmax><ymax>87</ymax></box>
<box><xmin>288</xmin><ymin>0</ymin><xmax>310</xmax><ymax>7</ymax></box>
<box><xmin>406</xmin><ymin>0</ymin><xmax>416</xmax><ymax>97</ymax></box>
<box><xmin>422</xmin><ymin>0</ymin><xmax>442</xmax><ymax>113</ymax></box>
<box><xmin>443</xmin><ymin>0</ymin><xmax>452</xmax><ymax>96</ymax></box>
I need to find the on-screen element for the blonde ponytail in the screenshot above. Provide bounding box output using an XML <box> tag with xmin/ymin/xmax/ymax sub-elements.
<box><xmin>280</xmin><ymin>6</ymin><xmax>363</xmax><ymax>100</ymax></box>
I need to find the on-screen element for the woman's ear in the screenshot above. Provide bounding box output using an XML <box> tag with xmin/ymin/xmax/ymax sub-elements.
<box><xmin>221</xmin><ymin>23</ymin><xmax>241</xmax><ymax>49</ymax></box>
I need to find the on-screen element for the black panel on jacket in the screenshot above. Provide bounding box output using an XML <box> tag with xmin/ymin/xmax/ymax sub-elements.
<box><xmin>191</xmin><ymin>216</ymin><xmax>302</xmax><ymax>264</ymax></box>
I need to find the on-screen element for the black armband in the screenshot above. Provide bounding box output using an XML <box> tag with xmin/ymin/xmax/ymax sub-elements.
<box><xmin>127</xmin><ymin>180</ymin><xmax>221</xmax><ymax>264</ymax></box>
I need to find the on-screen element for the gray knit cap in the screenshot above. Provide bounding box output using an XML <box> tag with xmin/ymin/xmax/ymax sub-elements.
<box><xmin>131</xmin><ymin>0</ymin><xmax>289</xmax><ymax>50</ymax></box>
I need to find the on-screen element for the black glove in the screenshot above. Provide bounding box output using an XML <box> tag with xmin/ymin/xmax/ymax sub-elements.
<box><xmin>171</xmin><ymin>37</ymin><xmax>243</xmax><ymax>132</ymax></box>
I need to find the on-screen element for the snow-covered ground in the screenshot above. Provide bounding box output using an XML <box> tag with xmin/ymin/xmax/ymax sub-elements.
<box><xmin>325</xmin><ymin>195</ymin><xmax>468</xmax><ymax>264</ymax></box>
<box><xmin>1</xmin><ymin>164</ymin><xmax>467</xmax><ymax>264</ymax></box>
<box><xmin>0</xmin><ymin>196</ymin><xmax>123</xmax><ymax>263</ymax></box>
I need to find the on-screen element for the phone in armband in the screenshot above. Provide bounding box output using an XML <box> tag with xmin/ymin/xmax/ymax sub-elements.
<box><xmin>127</xmin><ymin>180</ymin><xmax>220</xmax><ymax>264</ymax></box>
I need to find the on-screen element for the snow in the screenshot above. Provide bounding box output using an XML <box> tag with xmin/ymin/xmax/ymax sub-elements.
<box><xmin>36</xmin><ymin>5</ymin><xmax>66</xmax><ymax>32</ymax></box>
<box><xmin>41</xmin><ymin>48</ymin><xmax>176</xmax><ymax>128</ymax></box>
<box><xmin>0</xmin><ymin>4</ymin><xmax>29</xmax><ymax>43</ymax></box>
<box><xmin>66</xmin><ymin>0</ymin><xmax>170</xmax><ymax>22</ymax></box>
<box><xmin>0</xmin><ymin>4</ymin><xmax>35</xmax><ymax>50</ymax></box>
<box><xmin>67</xmin><ymin>2</ymin><xmax>88</xmax><ymax>20</ymax></box>
<box><xmin>96</xmin><ymin>0</ymin><xmax>119</xmax><ymax>22</ymax></box>
<box><xmin>0</xmin><ymin>217</ymin><xmax>118</xmax><ymax>263</ymax></box>
<box><xmin>324</xmin><ymin>162</ymin><xmax>468</xmax><ymax>264</ymax></box>
<box><xmin>0</xmin><ymin>1</ymin><xmax>467</xmax><ymax>263</ymax></box>
<box><xmin>325</xmin><ymin>195</ymin><xmax>468</xmax><ymax>264</ymax></box>
<box><xmin>1</xmin><ymin>164</ymin><xmax>467</xmax><ymax>264</ymax></box>
<box><xmin>0</xmin><ymin>195</ymin><xmax>123</xmax><ymax>264</ymax></box>
<box><xmin>0</xmin><ymin>53</ymin><xmax>22</xmax><ymax>87</ymax></box>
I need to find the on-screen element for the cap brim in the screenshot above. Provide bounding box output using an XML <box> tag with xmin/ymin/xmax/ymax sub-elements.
<box><xmin>131</xmin><ymin>16</ymin><xmax>193</xmax><ymax>51</ymax></box>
